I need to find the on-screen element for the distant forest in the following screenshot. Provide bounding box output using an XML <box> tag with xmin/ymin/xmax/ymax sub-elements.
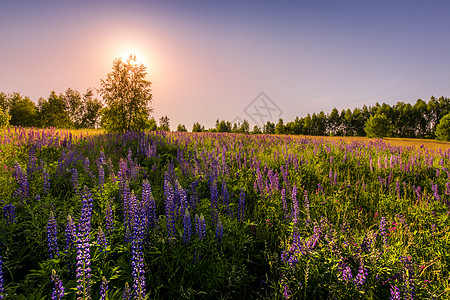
<box><xmin>1</xmin><ymin>89</ymin><xmax>450</xmax><ymax>139</ymax></box>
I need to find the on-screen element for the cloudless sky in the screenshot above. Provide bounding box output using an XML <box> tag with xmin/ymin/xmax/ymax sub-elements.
<box><xmin>1</xmin><ymin>0</ymin><xmax>450</xmax><ymax>129</ymax></box>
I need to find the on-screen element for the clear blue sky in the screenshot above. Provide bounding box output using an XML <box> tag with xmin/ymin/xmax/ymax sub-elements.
<box><xmin>1</xmin><ymin>0</ymin><xmax>450</xmax><ymax>129</ymax></box>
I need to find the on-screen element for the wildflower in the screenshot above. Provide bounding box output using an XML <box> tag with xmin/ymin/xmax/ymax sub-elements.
<box><xmin>390</xmin><ymin>285</ymin><xmax>400</xmax><ymax>300</ymax></box>
<box><xmin>51</xmin><ymin>269</ymin><xmax>65</xmax><ymax>300</ymax></box>
<box><xmin>100</xmin><ymin>276</ymin><xmax>108</xmax><ymax>300</ymax></box>
<box><xmin>47</xmin><ymin>211</ymin><xmax>59</xmax><ymax>259</ymax></box>
<box><xmin>97</xmin><ymin>227</ymin><xmax>107</xmax><ymax>252</ymax></box>
<box><xmin>123</xmin><ymin>282</ymin><xmax>131</xmax><ymax>300</ymax></box>
<box><xmin>183</xmin><ymin>209</ymin><xmax>192</xmax><ymax>244</ymax></box>
<box><xmin>3</xmin><ymin>204</ymin><xmax>16</xmax><ymax>225</ymax></box>
<box><xmin>282</xmin><ymin>283</ymin><xmax>292</xmax><ymax>299</ymax></box>
<box><xmin>13</xmin><ymin>162</ymin><xmax>29</xmax><ymax>201</ymax></box>
<box><xmin>43</xmin><ymin>168</ymin><xmax>50</xmax><ymax>195</ymax></box>
<box><xmin>215</xmin><ymin>219</ymin><xmax>223</xmax><ymax>243</ymax></box>
<box><xmin>65</xmin><ymin>214</ymin><xmax>76</xmax><ymax>251</ymax></box>
<box><xmin>131</xmin><ymin>201</ymin><xmax>146</xmax><ymax>299</ymax></box>
<box><xmin>291</xmin><ymin>185</ymin><xmax>299</xmax><ymax>224</ymax></box>
<box><xmin>98</xmin><ymin>165</ymin><xmax>105</xmax><ymax>192</ymax></box>
<box><xmin>69</xmin><ymin>168</ymin><xmax>79</xmax><ymax>194</ymax></box>
<box><xmin>380</xmin><ymin>217</ymin><xmax>388</xmax><ymax>249</ymax></box>
<box><xmin>76</xmin><ymin>186</ymin><xmax>94</xmax><ymax>299</ymax></box>
<box><xmin>0</xmin><ymin>252</ymin><xmax>4</xmax><ymax>299</ymax></box>
<box><xmin>195</xmin><ymin>214</ymin><xmax>207</xmax><ymax>241</ymax></box>
<box><xmin>354</xmin><ymin>260</ymin><xmax>368</xmax><ymax>286</ymax></box>
<box><xmin>281</xmin><ymin>188</ymin><xmax>288</xmax><ymax>219</ymax></box>
<box><xmin>105</xmin><ymin>200</ymin><xmax>114</xmax><ymax>235</ymax></box>
<box><xmin>238</xmin><ymin>189</ymin><xmax>245</xmax><ymax>222</ymax></box>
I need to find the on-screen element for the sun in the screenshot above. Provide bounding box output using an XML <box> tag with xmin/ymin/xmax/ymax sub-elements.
<box><xmin>119</xmin><ymin>49</ymin><xmax>145</xmax><ymax>65</ymax></box>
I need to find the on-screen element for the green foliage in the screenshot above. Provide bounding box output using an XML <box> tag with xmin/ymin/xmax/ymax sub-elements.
<box><xmin>176</xmin><ymin>124</ymin><xmax>187</xmax><ymax>132</ymax></box>
<box><xmin>158</xmin><ymin>115</ymin><xmax>170</xmax><ymax>131</ymax></box>
<box><xmin>0</xmin><ymin>104</ymin><xmax>10</xmax><ymax>128</ymax></box>
<box><xmin>364</xmin><ymin>113</ymin><xmax>389</xmax><ymax>138</ymax></box>
<box><xmin>37</xmin><ymin>91</ymin><xmax>71</xmax><ymax>128</ymax></box>
<box><xmin>192</xmin><ymin>122</ymin><xmax>205</xmax><ymax>132</ymax></box>
<box><xmin>99</xmin><ymin>54</ymin><xmax>153</xmax><ymax>133</ymax></box>
<box><xmin>263</xmin><ymin>121</ymin><xmax>275</xmax><ymax>134</ymax></box>
<box><xmin>8</xmin><ymin>93</ymin><xmax>38</xmax><ymax>127</ymax></box>
<box><xmin>435</xmin><ymin>112</ymin><xmax>450</xmax><ymax>141</ymax></box>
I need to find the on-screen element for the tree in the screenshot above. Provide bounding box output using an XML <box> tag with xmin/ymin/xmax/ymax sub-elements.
<box><xmin>0</xmin><ymin>104</ymin><xmax>10</xmax><ymax>128</ymax></box>
<box><xmin>148</xmin><ymin>118</ymin><xmax>157</xmax><ymax>131</ymax></box>
<box><xmin>239</xmin><ymin>119</ymin><xmax>250</xmax><ymax>134</ymax></box>
<box><xmin>364</xmin><ymin>114</ymin><xmax>388</xmax><ymax>138</ymax></box>
<box><xmin>8</xmin><ymin>93</ymin><xmax>38</xmax><ymax>127</ymax></box>
<box><xmin>192</xmin><ymin>122</ymin><xmax>205</xmax><ymax>132</ymax></box>
<box><xmin>435</xmin><ymin>112</ymin><xmax>450</xmax><ymax>141</ymax></box>
<box><xmin>252</xmin><ymin>125</ymin><xmax>261</xmax><ymax>134</ymax></box>
<box><xmin>263</xmin><ymin>121</ymin><xmax>275</xmax><ymax>134</ymax></box>
<box><xmin>99</xmin><ymin>54</ymin><xmax>153</xmax><ymax>132</ymax></box>
<box><xmin>216</xmin><ymin>120</ymin><xmax>231</xmax><ymax>132</ymax></box>
<box><xmin>177</xmin><ymin>124</ymin><xmax>187</xmax><ymax>132</ymax></box>
<box><xmin>38</xmin><ymin>92</ymin><xmax>71</xmax><ymax>128</ymax></box>
<box><xmin>275</xmin><ymin>118</ymin><xmax>285</xmax><ymax>135</ymax></box>
<box><xmin>159</xmin><ymin>116</ymin><xmax>170</xmax><ymax>131</ymax></box>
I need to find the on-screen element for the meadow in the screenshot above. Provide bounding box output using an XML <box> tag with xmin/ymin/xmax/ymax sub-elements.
<box><xmin>1</xmin><ymin>127</ymin><xmax>450</xmax><ymax>299</ymax></box>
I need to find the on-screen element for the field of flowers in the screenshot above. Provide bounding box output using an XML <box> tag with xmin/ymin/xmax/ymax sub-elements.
<box><xmin>1</xmin><ymin>127</ymin><xmax>450</xmax><ymax>299</ymax></box>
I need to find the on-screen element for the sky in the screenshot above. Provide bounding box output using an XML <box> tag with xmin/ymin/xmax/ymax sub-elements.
<box><xmin>1</xmin><ymin>0</ymin><xmax>450</xmax><ymax>130</ymax></box>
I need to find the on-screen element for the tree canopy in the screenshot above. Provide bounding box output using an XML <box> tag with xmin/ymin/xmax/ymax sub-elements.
<box><xmin>99</xmin><ymin>54</ymin><xmax>153</xmax><ymax>132</ymax></box>
<box><xmin>435</xmin><ymin>112</ymin><xmax>450</xmax><ymax>141</ymax></box>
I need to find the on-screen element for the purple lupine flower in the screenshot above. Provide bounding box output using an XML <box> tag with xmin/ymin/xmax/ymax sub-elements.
<box><xmin>51</xmin><ymin>269</ymin><xmax>64</xmax><ymax>300</ymax></box>
<box><xmin>105</xmin><ymin>200</ymin><xmax>114</xmax><ymax>236</ymax></box>
<box><xmin>304</xmin><ymin>189</ymin><xmax>311</xmax><ymax>225</ymax></box>
<box><xmin>342</xmin><ymin>265</ymin><xmax>353</xmax><ymax>281</ymax></box>
<box><xmin>210</xmin><ymin>180</ymin><xmax>219</xmax><ymax>225</ymax></box>
<box><xmin>291</xmin><ymin>186</ymin><xmax>299</xmax><ymax>224</ymax></box>
<box><xmin>238</xmin><ymin>189</ymin><xmax>245</xmax><ymax>222</ymax></box>
<box><xmin>131</xmin><ymin>201</ymin><xmax>146</xmax><ymax>299</ymax></box>
<box><xmin>380</xmin><ymin>217</ymin><xmax>388</xmax><ymax>249</ymax></box>
<box><xmin>100</xmin><ymin>276</ymin><xmax>108</xmax><ymax>300</ymax></box>
<box><xmin>47</xmin><ymin>211</ymin><xmax>59</xmax><ymax>259</ymax></box>
<box><xmin>446</xmin><ymin>182</ymin><xmax>450</xmax><ymax>195</ymax></box>
<box><xmin>221</xmin><ymin>180</ymin><xmax>232</xmax><ymax>216</ymax></box>
<box><xmin>215</xmin><ymin>219</ymin><xmax>223</xmax><ymax>243</ymax></box>
<box><xmin>65</xmin><ymin>214</ymin><xmax>76</xmax><ymax>252</ymax></box>
<box><xmin>0</xmin><ymin>251</ymin><xmax>4</xmax><ymax>299</ymax></box>
<box><xmin>353</xmin><ymin>260</ymin><xmax>368</xmax><ymax>286</ymax></box>
<box><xmin>98</xmin><ymin>165</ymin><xmax>104</xmax><ymax>193</ymax></box>
<box><xmin>281</xmin><ymin>188</ymin><xmax>288</xmax><ymax>219</ymax></box>
<box><xmin>164</xmin><ymin>179</ymin><xmax>176</xmax><ymax>240</ymax></box>
<box><xmin>83</xmin><ymin>157</ymin><xmax>94</xmax><ymax>180</ymax></box>
<box><xmin>333</xmin><ymin>171</ymin><xmax>338</xmax><ymax>185</ymax></box>
<box><xmin>76</xmin><ymin>186</ymin><xmax>94</xmax><ymax>299</ymax></box>
<box><xmin>195</xmin><ymin>214</ymin><xmax>207</xmax><ymax>241</ymax></box>
<box><xmin>26</xmin><ymin>146</ymin><xmax>37</xmax><ymax>180</ymax></box>
<box><xmin>396</xmin><ymin>181</ymin><xmax>400</xmax><ymax>199</ymax></box>
<box><xmin>3</xmin><ymin>204</ymin><xmax>16</xmax><ymax>224</ymax></box>
<box><xmin>123</xmin><ymin>282</ymin><xmax>131</xmax><ymax>300</ymax></box>
<box><xmin>431</xmin><ymin>182</ymin><xmax>440</xmax><ymax>201</ymax></box>
<box><xmin>183</xmin><ymin>209</ymin><xmax>192</xmax><ymax>244</ymax></box>
<box><xmin>97</xmin><ymin>227</ymin><xmax>107</xmax><ymax>252</ymax></box>
<box><xmin>390</xmin><ymin>285</ymin><xmax>400</xmax><ymax>300</ymax></box>
<box><xmin>43</xmin><ymin>167</ymin><xmax>50</xmax><ymax>195</ymax></box>
<box><xmin>13</xmin><ymin>162</ymin><xmax>29</xmax><ymax>201</ymax></box>
<box><xmin>69</xmin><ymin>168</ymin><xmax>79</xmax><ymax>194</ymax></box>
<box><xmin>282</xmin><ymin>282</ymin><xmax>292</xmax><ymax>299</ymax></box>
<box><xmin>400</xmin><ymin>256</ymin><xmax>415</xmax><ymax>300</ymax></box>
<box><xmin>436</xmin><ymin>168</ymin><xmax>441</xmax><ymax>178</ymax></box>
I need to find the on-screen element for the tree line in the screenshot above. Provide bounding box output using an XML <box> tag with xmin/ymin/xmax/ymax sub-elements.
<box><xmin>187</xmin><ymin>96</ymin><xmax>450</xmax><ymax>140</ymax></box>
<box><xmin>1</xmin><ymin>54</ymin><xmax>450</xmax><ymax>140</ymax></box>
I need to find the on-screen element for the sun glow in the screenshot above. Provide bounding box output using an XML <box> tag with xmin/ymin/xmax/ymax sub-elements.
<box><xmin>119</xmin><ymin>49</ymin><xmax>146</xmax><ymax>66</ymax></box>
